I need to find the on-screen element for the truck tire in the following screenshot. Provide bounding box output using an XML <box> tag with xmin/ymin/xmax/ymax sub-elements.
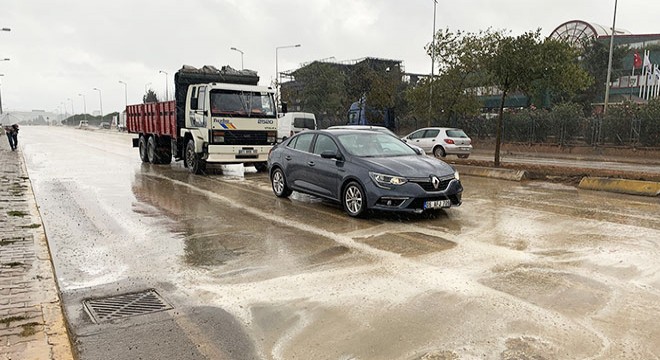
<box><xmin>138</xmin><ymin>136</ymin><xmax>149</xmax><ymax>163</ymax></box>
<box><xmin>185</xmin><ymin>140</ymin><xmax>206</xmax><ymax>174</ymax></box>
<box><xmin>147</xmin><ymin>136</ymin><xmax>159</xmax><ymax>164</ymax></box>
<box><xmin>254</xmin><ymin>162</ymin><xmax>268</xmax><ymax>172</ymax></box>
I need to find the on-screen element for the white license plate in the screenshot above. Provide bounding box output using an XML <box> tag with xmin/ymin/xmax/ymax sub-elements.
<box><xmin>460</xmin><ymin>147</ymin><xmax>471</xmax><ymax>151</ymax></box>
<box><xmin>424</xmin><ymin>199</ymin><xmax>451</xmax><ymax>209</ymax></box>
<box><xmin>239</xmin><ymin>149</ymin><xmax>257</xmax><ymax>155</ymax></box>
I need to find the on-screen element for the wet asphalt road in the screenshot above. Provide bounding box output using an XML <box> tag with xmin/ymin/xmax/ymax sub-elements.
<box><xmin>19</xmin><ymin>126</ymin><xmax>660</xmax><ymax>359</ymax></box>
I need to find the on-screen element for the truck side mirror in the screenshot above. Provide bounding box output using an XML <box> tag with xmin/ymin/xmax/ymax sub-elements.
<box><xmin>280</xmin><ymin>102</ymin><xmax>288</xmax><ymax>114</ymax></box>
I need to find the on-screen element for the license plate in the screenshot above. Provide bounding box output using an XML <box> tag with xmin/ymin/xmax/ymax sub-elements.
<box><xmin>424</xmin><ymin>199</ymin><xmax>451</xmax><ymax>209</ymax></box>
<box><xmin>460</xmin><ymin>147</ymin><xmax>471</xmax><ymax>151</ymax></box>
<box><xmin>239</xmin><ymin>149</ymin><xmax>257</xmax><ymax>155</ymax></box>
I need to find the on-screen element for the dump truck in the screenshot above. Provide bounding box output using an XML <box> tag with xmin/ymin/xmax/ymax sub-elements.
<box><xmin>126</xmin><ymin>65</ymin><xmax>278</xmax><ymax>174</ymax></box>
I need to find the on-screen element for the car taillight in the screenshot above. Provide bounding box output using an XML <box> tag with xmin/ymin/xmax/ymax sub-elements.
<box><xmin>444</xmin><ymin>139</ymin><xmax>455</xmax><ymax>144</ymax></box>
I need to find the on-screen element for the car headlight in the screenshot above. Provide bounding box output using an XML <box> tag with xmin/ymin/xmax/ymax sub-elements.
<box><xmin>369</xmin><ymin>172</ymin><xmax>408</xmax><ymax>189</ymax></box>
<box><xmin>454</xmin><ymin>170</ymin><xmax>460</xmax><ymax>181</ymax></box>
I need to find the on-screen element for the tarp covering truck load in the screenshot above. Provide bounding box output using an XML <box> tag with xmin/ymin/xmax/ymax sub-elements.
<box><xmin>126</xmin><ymin>65</ymin><xmax>278</xmax><ymax>174</ymax></box>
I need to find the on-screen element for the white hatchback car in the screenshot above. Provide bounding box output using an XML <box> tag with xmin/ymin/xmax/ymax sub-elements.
<box><xmin>402</xmin><ymin>127</ymin><xmax>472</xmax><ymax>158</ymax></box>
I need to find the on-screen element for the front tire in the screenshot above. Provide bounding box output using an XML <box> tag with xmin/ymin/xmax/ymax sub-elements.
<box><xmin>271</xmin><ymin>167</ymin><xmax>292</xmax><ymax>198</ymax></box>
<box><xmin>185</xmin><ymin>140</ymin><xmax>206</xmax><ymax>174</ymax></box>
<box><xmin>138</xmin><ymin>136</ymin><xmax>149</xmax><ymax>163</ymax></box>
<box><xmin>342</xmin><ymin>181</ymin><xmax>366</xmax><ymax>217</ymax></box>
<box><xmin>433</xmin><ymin>146</ymin><xmax>446</xmax><ymax>158</ymax></box>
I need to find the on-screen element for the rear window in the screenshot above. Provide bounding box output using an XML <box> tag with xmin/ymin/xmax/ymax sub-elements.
<box><xmin>293</xmin><ymin>117</ymin><xmax>315</xmax><ymax>130</ymax></box>
<box><xmin>446</xmin><ymin>129</ymin><xmax>468</xmax><ymax>138</ymax></box>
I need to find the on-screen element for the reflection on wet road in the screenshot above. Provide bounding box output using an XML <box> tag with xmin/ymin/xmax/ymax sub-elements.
<box><xmin>20</xmin><ymin>126</ymin><xmax>660</xmax><ymax>359</ymax></box>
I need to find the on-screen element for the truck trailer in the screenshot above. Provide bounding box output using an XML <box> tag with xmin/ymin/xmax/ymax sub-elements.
<box><xmin>126</xmin><ymin>65</ymin><xmax>278</xmax><ymax>174</ymax></box>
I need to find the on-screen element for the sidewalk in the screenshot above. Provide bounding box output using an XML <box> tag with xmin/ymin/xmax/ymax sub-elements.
<box><xmin>0</xmin><ymin>141</ymin><xmax>74</xmax><ymax>359</ymax></box>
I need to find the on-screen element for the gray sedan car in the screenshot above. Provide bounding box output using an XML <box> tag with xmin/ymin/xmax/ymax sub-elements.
<box><xmin>268</xmin><ymin>129</ymin><xmax>463</xmax><ymax>217</ymax></box>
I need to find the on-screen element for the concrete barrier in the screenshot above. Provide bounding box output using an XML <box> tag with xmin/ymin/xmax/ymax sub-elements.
<box><xmin>454</xmin><ymin>165</ymin><xmax>527</xmax><ymax>181</ymax></box>
<box><xmin>578</xmin><ymin>177</ymin><xmax>660</xmax><ymax>197</ymax></box>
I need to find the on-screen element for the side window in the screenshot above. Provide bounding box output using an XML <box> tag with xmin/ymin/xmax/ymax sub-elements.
<box><xmin>292</xmin><ymin>133</ymin><xmax>315</xmax><ymax>153</ymax></box>
<box><xmin>424</xmin><ymin>129</ymin><xmax>440</xmax><ymax>138</ymax></box>
<box><xmin>190</xmin><ymin>87</ymin><xmax>199</xmax><ymax>110</ymax></box>
<box><xmin>198</xmin><ymin>87</ymin><xmax>207</xmax><ymax>111</ymax></box>
<box><xmin>312</xmin><ymin>134</ymin><xmax>338</xmax><ymax>155</ymax></box>
<box><xmin>409</xmin><ymin>130</ymin><xmax>424</xmax><ymax>139</ymax></box>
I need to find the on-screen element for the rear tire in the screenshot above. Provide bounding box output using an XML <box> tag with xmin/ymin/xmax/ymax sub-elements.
<box><xmin>185</xmin><ymin>140</ymin><xmax>206</xmax><ymax>174</ymax></box>
<box><xmin>138</xmin><ymin>136</ymin><xmax>149</xmax><ymax>163</ymax></box>
<box><xmin>271</xmin><ymin>167</ymin><xmax>292</xmax><ymax>198</ymax></box>
<box><xmin>342</xmin><ymin>181</ymin><xmax>366</xmax><ymax>217</ymax></box>
<box><xmin>147</xmin><ymin>136</ymin><xmax>159</xmax><ymax>164</ymax></box>
<box><xmin>433</xmin><ymin>146</ymin><xmax>446</xmax><ymax>158</ymax></box>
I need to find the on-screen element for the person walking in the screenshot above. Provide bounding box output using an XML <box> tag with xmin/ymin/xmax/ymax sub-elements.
<box><xmin>4</xmin><ymin>124</ymin><xmax>18</xmax><ymax>151</ymax></box>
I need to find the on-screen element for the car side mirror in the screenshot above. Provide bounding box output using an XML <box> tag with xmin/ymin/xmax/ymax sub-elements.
<box><xmin>321</xmin><ymin>150</ymin><xmax>342</xmax><ymax>160</ymax></box>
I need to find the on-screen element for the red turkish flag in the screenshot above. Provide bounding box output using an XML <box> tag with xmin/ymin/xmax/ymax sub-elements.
<box><xmin>634</xmin><ymin>51</ymin><xmax>642</xmax><ymax>69</ymax></box>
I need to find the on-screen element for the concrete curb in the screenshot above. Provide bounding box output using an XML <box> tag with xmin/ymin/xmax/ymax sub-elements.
<box><xmin>454</xmin><ymin>165</ymin><xmax>527</xmax><ymax>181</ymax></box>
<box><xmin>578</xmin><ymin>177</ymin><xmax>660</xmax><ymax>197</ymax></box>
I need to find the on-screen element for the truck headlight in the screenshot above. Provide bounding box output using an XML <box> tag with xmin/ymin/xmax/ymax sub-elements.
<box><xmin>212</xmin><ymin>130</ymin><xmax>225</xmax><ymax>143</ymax></box>
<box><xmin>369</xmin><ymin>172</ymin><xmax>407</xmax><ymax>189</ymax></box>
<box><xmin>267</xmin><ymin>131</ymin><xmax>277</xmax><ymax>144</ymax></box>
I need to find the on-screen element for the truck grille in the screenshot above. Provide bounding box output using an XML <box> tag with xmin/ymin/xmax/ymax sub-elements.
<box><xmin>216</xmin><ymin>131</ymin><xmax>270</xmax><ymax>145</ymax></box>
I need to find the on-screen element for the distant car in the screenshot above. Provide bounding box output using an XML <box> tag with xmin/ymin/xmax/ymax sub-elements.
<box><xmin>268</xmin><ymin>129</ymin><xmax>463</xmax><ymax>217</ymax></box>
<box><xmin>78</xmin><ymin>120</ymin><xmax>89</xmax><ymax>128</ymax></box>
<box><xmin>402</xmin><ymin>127</ymin><xmax>472</xmax><ymax>158</ymax></box>
<box><xmin>99</xmin><ymin>122</ymin><xmax>110</xmax><ymax>129</ymax></box>
<box><xmin>327</xmin><ymin>125</ymin><xmax>425</xmax><ymax>155</ymax></box>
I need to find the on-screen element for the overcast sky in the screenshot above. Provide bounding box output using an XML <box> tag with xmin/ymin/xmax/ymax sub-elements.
<box><xmin>2</xmin><ymin>0</ymin><xmax>659</xmax><ymax>116</ymax></box>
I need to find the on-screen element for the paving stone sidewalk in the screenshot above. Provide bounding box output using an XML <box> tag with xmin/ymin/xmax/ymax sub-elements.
<box><xmin>0</xmin><ymin>141</ymin><xmax>74</xmax><ymax>359</ymax></box>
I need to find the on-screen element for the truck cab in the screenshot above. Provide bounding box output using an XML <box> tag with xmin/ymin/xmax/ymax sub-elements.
<box><xmin>180</xmin><ymin>82</ymin><xmax>277</xmax><ymax>171</ymax></box>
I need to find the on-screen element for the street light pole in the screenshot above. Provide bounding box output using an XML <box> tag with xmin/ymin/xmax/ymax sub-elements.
<box><xmin>93</xmin><ymin>87</ymin><xmax>103</xmax><ymax>121</ymax></box>
<box><xmin>275</xmin><ymin>44</ymin><xmax>301</xmax><ymax>108</ymax></box>
<box><xmin>158</xmin><ymin>70</ymin><xmax>168</xmax><ymax>101</ymax></box>
<box><xmin>230</xmin><ymin>47</ymin><xmax>244</xmax><ymax>69</ymax></box>
<box><xmin>429</xmin><ymin>0</ymin><xmax>437</xmax><ymax>127</ymax></box>
<box><xmin>603</xmin><ymin>0</ymin><xmax>618</xmax><ymax>115</ymax></box>
<box><xmin>119</xmin><ymin>80</ymin><xmax>128</xmax><ymax>110</ymax></box>
<box><xmin>78</xmin><ymin>93</ymin><xmax>87</xmax><ymax>121</ymax></box>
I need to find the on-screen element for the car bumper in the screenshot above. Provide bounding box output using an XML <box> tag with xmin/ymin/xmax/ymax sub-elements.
<box><xmin>364</xmin><ymin>178</ymin><xmax>463</xmax><ymax>213</ymax></box>
<box><xmin>444</xmin><ymin>144</ymin><xmax>472</xmax><ymax>155</ymax></box>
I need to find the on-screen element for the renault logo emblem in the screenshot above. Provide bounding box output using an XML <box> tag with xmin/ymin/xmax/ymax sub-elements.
<box><xmin>431</xmin><ymin>176</ymin><xmax>440</xmax><ymax>189</ymax></box>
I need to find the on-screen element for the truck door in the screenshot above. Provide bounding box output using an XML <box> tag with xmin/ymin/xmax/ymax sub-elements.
<box><xmin>190</xmin><ymin>86</ymin><xmax>208</xmax><ymax>129</ymax></box>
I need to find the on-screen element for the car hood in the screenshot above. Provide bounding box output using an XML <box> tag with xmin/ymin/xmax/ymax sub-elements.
<box><xmin>358</xmin><ymin>155</ymin><xmax>455</xmax><ymax>178</ymax></box>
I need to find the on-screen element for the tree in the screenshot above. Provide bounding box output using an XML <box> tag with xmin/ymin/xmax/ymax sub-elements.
<box><xmin>143</xmin><ymin>89</ymin><xmax>159</xmax><ymax>103</ymax></box>
<box><xmin>575</xmin><ymin>39</ymin><xmax>628</xmax><ymax>112</ymax></box>
<box><xmin>486</xmin><ymin>30</ymin><xmax>590</xmax><ymax>166</ymax></box>
<box><xmin>407</xmin><ymin>28</ymin><xmax>503</xmax><ymax>125</ymax></box>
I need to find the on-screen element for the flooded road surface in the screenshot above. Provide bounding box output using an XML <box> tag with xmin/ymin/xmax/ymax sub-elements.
<box><xmin>20</xmin><ymin>126</ymin><xmax>660</xmax><ymax>359</ymax></box>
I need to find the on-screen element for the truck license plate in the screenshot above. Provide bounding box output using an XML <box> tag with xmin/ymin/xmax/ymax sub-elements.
<box><xmin>424</xmin><ymin>199</ymin><xmax>451</xmax><ymax>209</ymax></box>
<box><xmin>239</xmin><ymin>149</ymin><xmax>257</xmax><ymax>155</ymax></box>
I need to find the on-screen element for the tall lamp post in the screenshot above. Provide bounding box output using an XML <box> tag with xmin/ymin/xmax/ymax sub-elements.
<box><xmin>68</xmin><ymin>98</ymin><xmax>75</xmax><ymax>124</ymax></box>
<box><xmin>158</xmin><ymin>70</ymin><xmax>168</xmax><ymax>101</ymax></box>
<box><xmin>275</xmin><ymin>44</ymin><xmax>301</xmax><ymax>107</ymax></box>
<box><xmin>429</xmin><ymin>0</ymin><xmax>438</xmax><ymax>127</ymax></box>
<box><xmin>93</xmin><ymin>87</ymin><xmax>103</xmax><ymax>121</ymax></box>
<box><xmin>78</xmin><ymin>93</ymin><xmax>87</xmax><ymax>121</ymax></box>
<box><xmin>230</xmin><ymin>47</ymin><xmax>244</xmax><ymax>69</ymax></box>
<box><xmin>119</xmin><ymin>80</ymin><xmax>127</xmax><ymax>109</ymax></box>
<box><xmin>603</xmin><ymin>0</ymin><xmax>618</xmax><ymax>115</ymax></box>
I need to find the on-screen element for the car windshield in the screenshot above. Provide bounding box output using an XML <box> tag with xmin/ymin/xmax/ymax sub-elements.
<box><xmin>210</xmin><ymin>90</ymin><xmax>276</xmax><ymax>117</ymax></box>
<box><xmin>337</xmin><ymin>132</ymin><xmax>417</xmax><ymax>157</ymax></box>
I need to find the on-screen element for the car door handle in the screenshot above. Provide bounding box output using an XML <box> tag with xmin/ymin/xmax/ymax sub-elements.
<box><xmin>285</xmin><ymin>156</ymin><xmax>292</xmax><ymax>161</ymax></box>
<box><xmin>307</xmin><ymin>161</ymin><xmax>315</xmax><ymax>167</ymax></box>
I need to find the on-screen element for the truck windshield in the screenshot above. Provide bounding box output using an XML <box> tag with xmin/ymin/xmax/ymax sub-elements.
<box><xmin>210</xmin><ymin>90</ymin><xmax>276</xmax><ymax>117</ymax></box>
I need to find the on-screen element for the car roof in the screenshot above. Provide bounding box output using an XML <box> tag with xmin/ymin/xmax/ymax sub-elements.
<box><xmin>328</xmin><ymin>125</ymin><xmax>389</xmax><ymax>130</ymax></box>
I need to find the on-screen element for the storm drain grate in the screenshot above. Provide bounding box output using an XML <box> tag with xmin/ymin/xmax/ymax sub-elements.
<box><xmin>83</xmin><ymin>289</ymin><xmax>172</xmax><ymax>323</ymax></box>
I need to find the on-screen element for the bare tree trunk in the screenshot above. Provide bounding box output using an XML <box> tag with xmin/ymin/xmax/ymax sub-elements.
<box><xmin>494</xmin><ymin>89</ymin><xmax>508</xmax><ymax>167</ymax></box>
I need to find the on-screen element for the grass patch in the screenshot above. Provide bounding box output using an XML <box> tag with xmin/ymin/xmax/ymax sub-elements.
<box><xmin>7</xmin><ymin>210</ymin><xmax>28</xmax><ymax>217</ymax></box>
<box><xmin>20</xmin><ymin>322</ymin><xmax>40</xmax><ymax>337</ymax></box>
<box><xmin>0</xmin><ymin>316</ymin><xmax>28</xmax><ymax>327</ymax></box>
<box><xmin>20</xmin><ymin>224</ymin><xmax>41</xmax><ymax>229</ymax></box>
